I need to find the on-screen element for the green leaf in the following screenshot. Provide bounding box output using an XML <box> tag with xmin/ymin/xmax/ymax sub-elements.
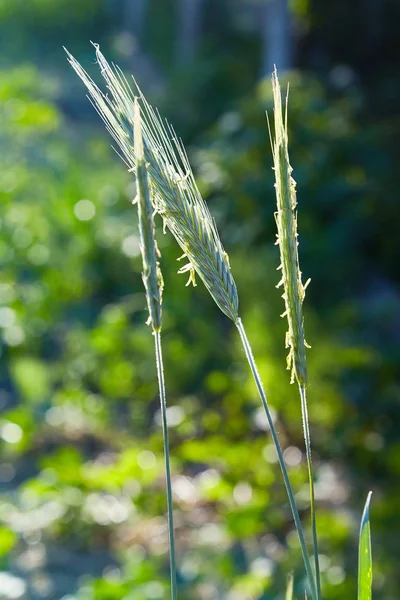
<box><xmin>358</xmin><ymin>491</ymin><xmax>373</xmax><ymax>600</ymax></box>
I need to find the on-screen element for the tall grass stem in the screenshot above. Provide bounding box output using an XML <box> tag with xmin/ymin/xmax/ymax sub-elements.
<box><xmin>154</xmin><ymin>329</ymin><xmax>178</xmax><ymax>600</ymax></box>
<box><xmin>134</xmin><ymin>100</ymin><xmax>177</xmax><ymax>600</ymax></box>
<box><xmin>236</xmin><ymin>319</ymin><xmax>318</xmax><ymax>600</ymax></box>
<box><xmin>235</xmin><ymin>318</ymin><xmax>317</xmax><ymax>600</ymax></box>
<box><xmin>299</xmin><ymin>384</ymin><xmax>321</xmax><ymax>599</ymax></box>
<box><xmin>269</xmin><ymin>70</ymin><xmax>321</xmax><ymax>599</ymax></box>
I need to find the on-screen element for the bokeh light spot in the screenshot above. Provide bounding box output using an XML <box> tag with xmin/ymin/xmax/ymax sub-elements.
<box><xmin>121</xmin><ymin>234</ymin><xmax>140</xmax><ymax>258</ymax></box>
<box><xmin>74</xmin><ymin>199</ymin><xmax>96</xmax><ymax>221</ymax></box>
<box><xmin>1</xmin><ymin>422</ymin><xmax>23</xmax><ymax>444</ymax></box>
<box><xmin>137</xmin><ymin>450</ymin><xmax>156</xmax><ymax>470</ymax></box>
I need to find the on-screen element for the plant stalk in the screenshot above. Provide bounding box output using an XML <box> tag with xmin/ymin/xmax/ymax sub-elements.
<box><xmin>134</xmin><ymin>99</ymin><xmax>177</xmax><ymax>600</ymax></box>
<box><xmin>269</xmin><ymin>70</ymin><xmax>321</xmax><ymax>599</ymax></box>
<box><xmin>154</xmin><ymin>329</ymin><xmax>178</xmax><ymax>600</ymax></box>
<box><xmin>299</xmin><ymin>384</ymin><xmax>321</xmax><ymax>599</ymax></box>
<box><xmin>235</xmin><ymin>317</ymin><xmax>317</xmax><ymax>600</ymax></box>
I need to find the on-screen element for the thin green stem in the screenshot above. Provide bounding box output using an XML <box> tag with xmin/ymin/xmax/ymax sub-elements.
<box><xmin>235</xmin><ymin>318</ymin><xmax>317</xmax><ymax>600</ymax></box>
<box><xmin>299</xmin><ymin>384</ymin><xmax>321</xmax><ymax>600</ymax></box>
<box><xmin>134</xmin><ymin>99</ymin><xmax>177</xmax><ymax>599</ymax></box>
<box><xmin>154</xmin><ymin>330</ymin><xmax>178</xmax><ymax>600</ymax></box>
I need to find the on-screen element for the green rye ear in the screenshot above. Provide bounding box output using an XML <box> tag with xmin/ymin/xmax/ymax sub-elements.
<box><xmin>268</xmin><ymin>68</ymin><xmax>310</xmax><ymax>387</ymax></box>
<box><xmin>64</xmin><ymin>44</ymin><xmax>239</xmax><ymax>322</ymax></box>
<box><xmin>269</xmin><ymin>69</ymin><xmax>321</xmax><ymax>600</ymax></box>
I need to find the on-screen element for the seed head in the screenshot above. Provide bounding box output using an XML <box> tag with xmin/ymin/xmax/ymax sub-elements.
<box><xmin>269</xmin><ymin>69</ymin><xmax>310</xmax><ymax>385</ymax></box>
<box><xmin>134</xmin><ymin>98</ymin><xmax>163</xmax><ymax>331</ymax></box>
<box><xmin>65</xmin><ymin>44</ymin><xmax>239</xmax><ymax>322</ymax></box>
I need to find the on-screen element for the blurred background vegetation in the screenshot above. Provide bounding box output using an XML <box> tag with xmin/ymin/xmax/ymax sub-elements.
<box><xmin>0</xmin><ymin>0</ymin><xmax>399</xmax><ymax>598</ymax></box>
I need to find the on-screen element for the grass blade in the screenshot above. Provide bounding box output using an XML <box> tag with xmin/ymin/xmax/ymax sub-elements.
<box><xmin>358</xmin><ymin>491</ymin><xmax>373</xmax><ymax>600</ymax></box>
<box><xmin>285</xmin><ymin>573</ymin><xmax>294</xmax><ymax>600</ymax></box>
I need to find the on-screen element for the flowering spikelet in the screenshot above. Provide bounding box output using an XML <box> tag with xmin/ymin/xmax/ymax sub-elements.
<box><xmin>269</xmin><ymin>69</ymin><xmax>310</xmax><ymax>385</ymax></box>
<box><xmin>134</xmin><ymin>98</ymin><xmax>163</xmax><ymax>331</ymax></box>
<box><xmin>65</xmin><ymin>44</ymin><xmax>239</xmax><ymax>322</ymax></box>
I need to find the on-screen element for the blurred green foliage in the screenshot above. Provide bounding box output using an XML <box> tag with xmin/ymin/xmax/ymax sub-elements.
<box><xmin>0</xmin><ymin>1</ymin><xmax>399</xmax><ymax>599</ymax></box>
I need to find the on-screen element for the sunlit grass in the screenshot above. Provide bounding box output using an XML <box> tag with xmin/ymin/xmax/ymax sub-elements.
<box><xmin>66</xmin><ymin>45</ymin><xmax>374</xmax><ymax>600</ymax></box>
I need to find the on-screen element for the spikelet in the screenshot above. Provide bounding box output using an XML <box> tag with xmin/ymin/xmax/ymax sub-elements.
<box><xmin>65</xmin><ymin>44</ymin><xmax>239</xmax><ymax>323</ymax></box>
<box><xmin>134</xmin><ymin>98</ymin><xmax>163</xmax><ymax>331</ymax></box>
<box><xmin>269</xmin><ymin>69</ymin><xmax>310</xmax><ymax>385</ymax></box>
